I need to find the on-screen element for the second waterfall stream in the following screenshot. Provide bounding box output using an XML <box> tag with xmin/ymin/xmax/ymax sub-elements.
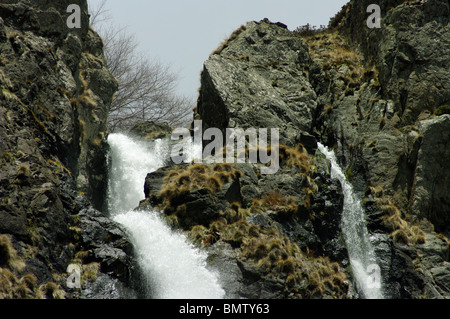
<box><xmin>107</xmin><ymin>133</ymin><xmax>225</xmax><ymax>299</ymax></box>
<box><xmin>317</xmin><ymin>143</ymin><xmax>384</xmax><ymax>299</ymax></box>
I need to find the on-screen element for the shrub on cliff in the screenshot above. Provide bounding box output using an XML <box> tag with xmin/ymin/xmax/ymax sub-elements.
<box><xmin>88</xmin><ymin>0</ymin><xmax>193</xmax><ymax>132</ymax></box>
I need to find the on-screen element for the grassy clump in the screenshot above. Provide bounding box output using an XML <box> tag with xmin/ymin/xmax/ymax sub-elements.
<box><xmin>293</xmin><ymin>24</ymin><xmax>328</xmax><ymax>37</ymax></box>
<box><xmin>323</xmin><ymin>104</ymin><xmax>333</xmax><ymax>115</ymax></box>
<box><xmin>365</xmin><ymin>186</ymin><xmax>426</xmax><ymax>245</ymax></box>
<box><xmin>182</xmin><ymin>199</ymin><xmax>349</xmax><ymax>298</ymax></box>
<box><xmin>303</xmin><ymin>31</ymin><xmax>359</xmax><ymax>68</ymax></box>
<box><xmin>212</xmin><ymin>25</ymin><xmax>247</xmax><ymax>55</ymax></box>
<box><xmin>47</xmin><ymin>157</ymin><xmax>72</xmax><ymax>177</ymax></box>
<box><xmin>278</xmin><ymin>144</ymin><xmax>313</xmax><ymax>173</ymax></box>
<box><xmin>82</xmin><ymin>262</ymin><xmax>100</xmax><ymax>283</ymax></box>
<box><xmin>0</xmin><ymin>235</ymin><xmax>48</xmax><ymax>299</ymax></box>
<box><xmin>300</xmin><ymin>30</ymin><xmax>381</xmax><ymax>95</ymax></box>
<box><xmin>0</xmin><ymin>235</ymin><xmax>25</xmax><ymax>272</ymax></box>
<box><xmin>158</xmin><ymin>163</ymin><xmax>242</xmax><ymax>215</ymax></box>
<box><xmin>238</xmin><ymin>222</ymin><xmax>349</xmax><ymax>298</ymax></box>
<box><xmin>0</xmin><ymin>269</ymin><xmax>43</xmax><ymax>299</ymax></box>
<box><xmin>77</xmin><ymin>70</ymin><xmax>98</xmax><ymax>108</ymax></box>
<box><xmin>218</xmin><ymin>143</ymin><xmax>315</xmax><ymax>176</ymax></box>
<box><xmin>38</xmin><ymin>282</ymin><xmax>65</xmax><ymax>299</ymax></box>
<box><xmin>250</xmin><ymin>189</ymin><xmax>299</xmax><ymax>217</ymax></box>
<box><xmin>78</xmin><ymin>89</ymin><xmax>98</xmax><ymax>108</ymax></box>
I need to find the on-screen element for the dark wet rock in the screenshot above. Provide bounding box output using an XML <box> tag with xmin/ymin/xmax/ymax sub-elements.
<box><xmin>0</xmin><ymin>0</ymin><xmax>134</xmax><ymax>299</ymax></box>
<box><xmin>410</xmin><ymin>115</ymin><xmax>450</xmax><ymax>233</ymax></box>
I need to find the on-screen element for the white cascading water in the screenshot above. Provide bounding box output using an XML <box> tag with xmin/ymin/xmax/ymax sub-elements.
<box><xmin>317</xmin><ymin>143</ymin><xmax>384</xmax><ymax>299</ymax></box>
<box><xmin>107</xmin><ymin>133</ymin><xmax>225</xmax><ymax>299</ymax></box>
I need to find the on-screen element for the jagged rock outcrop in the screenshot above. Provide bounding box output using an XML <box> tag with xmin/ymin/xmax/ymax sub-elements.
<box><xmin>140</xmin><ymin>116</ymin><xmax>349</xmax><ymax>298</ymax></box>
<box><xmin>197</xmin><ymin>19</ymin><xmax>317</xmax><ymax>147</ymax></box>
<box><xmin>335</xmin><ymin>0</ymin><xmax>450</xmax><ymax>126</ymax></box>
<box><xmin>411</xmin><ymin>115</ymin><xmax>450</xmax><ymax>232</ymax></box>
<box><xmin>181</xmin><ymin>1</ymin><xmax>449</xmax><ymax>298</ymax></box>
<box><xmin>0</xmin><ymin>0</ymin><xmax>135</xmax><ymax>298</ymax></box>
<box><xmin>142</xmin><ymin>156</ymin><xmax>349</xmax><ymax>299</ymax></box>
<box><xmin>1</xmin><ymin>0</ymin><xmax>448</xmax><ymax>300</ymax></box>
<box><xmin>320</xmin><ymin>0</ymin><xmax>450</xmax><ymax>233</ymax></box>
<box><xmin>310</xmin><ymin>0</ymin><xmax>449</xmax><ymax>298</ymax></box>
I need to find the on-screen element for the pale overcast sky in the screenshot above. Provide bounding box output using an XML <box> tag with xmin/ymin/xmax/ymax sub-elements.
<box><xmin>88</xmin><ymin>0</ymin><xmax>349</xmax><ymax>99</ymax></box>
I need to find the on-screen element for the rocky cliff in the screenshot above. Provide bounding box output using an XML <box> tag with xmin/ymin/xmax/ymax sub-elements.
<box><xmin>0</xmin><ymin>0</ymin><xmax>448</xmax><ymax>300</ymax></box>
<box><xmin>0</xmin><ymin>0</ymin><xmax>136</xmax><ymax>298</ymax></box>
<box><xmin>144</xmin><ymin>0</ymin><xmax>449</xmax><ymax>299</ymax></box>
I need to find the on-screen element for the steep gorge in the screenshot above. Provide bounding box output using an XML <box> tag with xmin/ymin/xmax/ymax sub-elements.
<box><xmin>0</xmin><ymin>0</ymin><xmax>448</xmax><ymax>300</ymax></box>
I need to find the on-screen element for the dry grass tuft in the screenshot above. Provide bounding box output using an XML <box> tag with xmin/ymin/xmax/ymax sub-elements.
<box><xmin>159</xmin><ymin>163</ymin><xmax>243</xmax><ymax>216</ymax></box>
<box><xmin>250</xmin><ymin>189</ymin><xmax>299</xmax><ymax>217</ymax></box>
<box><xmin>0</xmin><ymin>235</ymin><xmax>25</xmax><ymax>272</ymax></box>
<box><xmin>211</xmin><ymin>25</ymin><xmax>247</xmax><ymax>55</ymax></box>
<box><xmin>368</xmin><ymin>186</ymin><xmax>426</xmax><ymax>245</ymax></box>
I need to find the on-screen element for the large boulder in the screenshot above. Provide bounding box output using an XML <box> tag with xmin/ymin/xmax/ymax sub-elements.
<box><xmin>197</xmin><ymin>19</ymin><xmax>317</xmax><ymax>147</ymax></box>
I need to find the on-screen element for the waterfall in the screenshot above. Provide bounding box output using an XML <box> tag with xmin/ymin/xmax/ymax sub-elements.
<box><xmin>107</xmin><ymin>133</ymin><xmax>225</xmax><ymax>299</ymax></box>
<box><xmin>317</xmin><ymin>143</ymin><xmax>384</xmax><ymax>299</ymax></box>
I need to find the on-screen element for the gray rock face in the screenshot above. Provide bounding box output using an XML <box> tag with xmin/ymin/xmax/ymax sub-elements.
<box><xmin>410</xmin><ymin>115</ymin><xmax>450</xmax><ymax>233</ymax></box>
<box><xmin>198</xmin><ymin>19</ymin><xmax>317</xmax><ymax>146</ymax></box>
<box><xmin>186</xmin><ymin>1</ymin><xmax>449</xmax><ymax>298</ymax></box>
<box><xmin>1</xmin><ymin>0</ymin><xmax>448</xmax><ymax>300</ymax></box>
<box><xmin>337</xmin><ymin>0</ymin><xmax>450</xmax><ymax>125</ymax></box>
<box><xmin>316</xmin><ymin>0</ymin><xmax>449</xmax><ymax>235</ymax></box>
<box><xmin>0</xmin><ymin>0</ymin><xmax>117</xmax><ymax>211</ymax></box>
<box><xmin>0</xmin><ymin>0</ymin><xmax>133</xmax><ymax>299</ymax></box>
<box><xmin>312</xmin><ymin>1</ymin><xmax>450</xmax><ymax>298</ymax></box>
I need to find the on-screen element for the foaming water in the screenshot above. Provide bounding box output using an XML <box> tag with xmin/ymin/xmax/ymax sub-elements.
<box><xmin>107</xmin><ymin>133</ymin><xmax>225</xmax><ymax>299</ymax></box>
<box><xmin>318</xmin><ymin>143</ymin><xmax>384</xmax><ymax>299</ymax></box>
<box><xmin>107</xmin><ymin>133</ymin><xmax>168</xmax><ymax>215</ymax></box>
<box><xmin>114</xmin><ymin>210</ymin><xmax>224</xmax><ymax>299</ymax></box>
